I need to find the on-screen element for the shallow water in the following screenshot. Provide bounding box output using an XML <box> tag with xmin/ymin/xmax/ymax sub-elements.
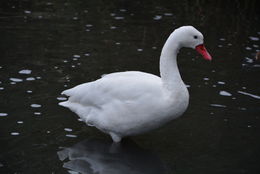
<box><xmin>0</xmin><ymin>0</ymin><xmax>260</xmax><ymax>173</ymax></box>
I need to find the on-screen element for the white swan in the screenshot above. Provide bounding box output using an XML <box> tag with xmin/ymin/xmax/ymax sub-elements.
<box><xmin>59</xmin><ymin>26</ymin><xmax>212</xmax><ymax>142</ymax></box>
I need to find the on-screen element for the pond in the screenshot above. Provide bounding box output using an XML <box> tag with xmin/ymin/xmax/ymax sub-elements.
<box><xmin>0</xmin><ymin>0</ymin><xmax>259</xmax><ymax>173</ymax></box>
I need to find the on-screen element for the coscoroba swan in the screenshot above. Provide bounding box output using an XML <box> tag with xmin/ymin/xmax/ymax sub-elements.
<box><xmin>59</xmin><ymin>26</ymin><xmax>212</xmax><ymax>142</ymax></box>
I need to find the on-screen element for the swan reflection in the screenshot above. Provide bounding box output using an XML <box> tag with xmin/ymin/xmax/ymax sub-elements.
<box><xmin>57</xmin><ymin>139</ymin><xmax>166</xmax><ymax>174</ymax></box>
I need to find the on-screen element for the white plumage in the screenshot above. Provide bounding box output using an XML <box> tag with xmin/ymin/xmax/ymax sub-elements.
<box><xmin>59</xmin><ymin>26</ymin><xmax>212</xmax><ymax>142</ymax></box>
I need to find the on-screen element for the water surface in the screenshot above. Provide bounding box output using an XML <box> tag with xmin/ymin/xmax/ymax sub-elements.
<box><xmin>0</xmin><ymin>0</ymin><xmax>259</xmax><ymax>173</ymax></box>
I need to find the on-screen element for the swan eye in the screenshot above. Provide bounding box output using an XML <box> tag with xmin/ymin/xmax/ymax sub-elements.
<box><xmin>194</xmin><ymin>35</ymin><xmax>198</xmax><ymax>39</ymax></box>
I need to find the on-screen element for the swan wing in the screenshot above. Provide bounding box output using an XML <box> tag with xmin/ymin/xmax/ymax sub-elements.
<box><xmin>59</xmin><ymin>71</ymin><xmax>164</xmax><ymax>125</ymax></box>
<box><xmin>60</xmin><ymin>71</ymin><xmax>162</xmax><ymax>105</ymax></box>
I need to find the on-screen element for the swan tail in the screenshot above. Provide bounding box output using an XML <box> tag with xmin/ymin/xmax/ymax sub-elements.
<box><xmin>61</xmin><ymin>89</ymin><xmax>73</xmax><ymax>96</ymax></box>
<box><xmin>59</xmin><ymin>101</ymin><xmax>70</xmax><ymax>108</ymax></box>
<box><xmin>59</xmin><ymin>101</ymin><xmax>92</xmax><ymax>124</ymax></box>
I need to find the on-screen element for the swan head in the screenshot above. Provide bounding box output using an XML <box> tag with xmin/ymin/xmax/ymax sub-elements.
<box><xmin>173</xmin><ymin>26</ymin><xmax>212</xmax><ymax>61</ymax></box>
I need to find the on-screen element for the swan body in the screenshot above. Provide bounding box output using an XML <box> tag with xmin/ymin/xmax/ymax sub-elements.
<box><xmin>59</xmin><ymin>26</ymin><xmax>212</xmax><ymax>142</ymax></box>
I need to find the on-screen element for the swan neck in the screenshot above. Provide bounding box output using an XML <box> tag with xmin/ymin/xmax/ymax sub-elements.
<box><xmin>160</xmin><ymin>33</ymin><xmax>183</xmax><ymax>90</ymax></box>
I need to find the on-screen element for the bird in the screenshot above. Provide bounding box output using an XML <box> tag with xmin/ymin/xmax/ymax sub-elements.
<box><xmin>59</xmin><ymin>26</ymin><xmax>212</xmax><ymax>143</ymax></box>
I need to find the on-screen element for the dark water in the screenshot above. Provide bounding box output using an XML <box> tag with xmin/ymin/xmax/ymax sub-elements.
<box><xmin>0</xmin><ymin>0</ymin><xmax>260</xmax><ymax>173</ymax></box>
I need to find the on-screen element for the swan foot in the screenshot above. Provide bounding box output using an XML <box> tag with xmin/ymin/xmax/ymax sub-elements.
<box><xmin>109</xmin><ymin>132</ymin><xmax>122</xmax><ymax>143</ymax></box>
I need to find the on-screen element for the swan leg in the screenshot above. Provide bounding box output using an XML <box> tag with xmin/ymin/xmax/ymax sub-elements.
<box><xmin>109</xmin><ymin>132</ymin><xmax>122</xmax><ymax>143</ymax></box>
<box><xmin>109</xmin><ymin>142</ymin><xmax>121</xmax><ymax>153</ymax></box>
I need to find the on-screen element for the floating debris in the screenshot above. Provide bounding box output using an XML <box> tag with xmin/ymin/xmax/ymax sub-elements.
<box><xmin>10</xmin><ymin>78</ymin><xmax>23</xmax><ymax>82</ymax></box>
<box><xmin>73</xmin><ymin>55</ymin><xmax>80</xmax><ymax>58</ymax></box>
<box><xmin>64</xmin><ymin>128</ymin><xmax>73</xmax><ymax>132</ymax></box>
<box><xmin>24</xmin><ymin>10</ymin><xmax>31</xmax><ymax>14</ymax></box>
<box><xmin>245</xmin><ymin>46</ymin><xmax>252</xmax><ymax>50</ymax></box>
<box><xmin>114</xmin><ymin>16</ymin><xmax>124</xmax><ymax>20</ymax></box>
<box><xmin>26</xmin><ymin>77</ymin><xmax>36</xmax><ymax>81</ymax></box>
<box><xmin>164</xmin><ymin>13</ymin><xmax>173</xmax><ymax>16</ymax></box>
<box><xmin>85</xmin><ymin>24</ymin><xmax>93</xmax><ymax>27</ymax></box>
<box><xmin>249</xmin><ymin>36</ymin><xmax>259</xmax><ymax>41</ymax></box>
<box><xmin>219</xmin><ymin>91</ymin><xmax>232</xmax><ymax>97</ymax></box>
<box><xmin>30</xmin><ymin>104</ymin><xmax>42</xmax><ymax>108</ymax></box>
<box><xmin>119</xmin><ymin>9</ymin><xmax>127</xmax><ymax>12</ymax></box>
<box><xmin>57</xmin><ymin>97</ymin><xmax>67</xmax><ymax>101</ymax></box>
<box><xmin>66</xmin><ymin>134</ymin><xmax>77</xmax><ymax>138</ymax></box>
<box><xmin>19</xmin><ymin>69</ymin><xmax>32</xmax><ymax>74</ymax></box>
<box><xmin>34</xmin><ymin>112</ymin><xmax>42</xmax><ymax>115</ymax></box>
<box><xmin>217</xmin><ymin>81</ymin><xmax>225</xmax><ymax>85</ymax></box>
<box><xmin>210</xmin><ymin>104</ymin><xmax>227</xmax><ymax>108</ymax></box>
<box><xmin>110</xmin><ymin>13</ymin><xmax>116</xmax><ymax>16</ymax></box>
<box><xmin>11</xmin><ymin>132</ymin><xmax>20</xmax><ymax>136</ymax></box>
<box><xmin>0</xmin><ymin>113</ymin><xmax>8</xmax><ymax>117</ymax></box>
<box><xmin>245</xmin><ymin>57</ymin><xmax>253</xmax><ymax>63</ymax></box>
<box><xmin>237</xmin><ymin>91</ymin><xmax>260</xmax><ymax>99</ymax></box>
<box><xmin>238</xmin><ymin>107</ymin><xmax>247</xmax><ymax>111</ymax></box>
<box><xmin>110</xmin><ymin>26</ymin><xmax>117</xmax><ymax>30</ymax></box>
<box><xmin>153</xmin><ymin>15</ymin><xmax>162</xmax><ymax>20</ymax></box>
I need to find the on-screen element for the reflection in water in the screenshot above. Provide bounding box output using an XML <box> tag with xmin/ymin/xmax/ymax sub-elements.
<box><xmin>57</xmin><ymin>139</ymin><xmax>166</xmax><ymax>174</ymax></box>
